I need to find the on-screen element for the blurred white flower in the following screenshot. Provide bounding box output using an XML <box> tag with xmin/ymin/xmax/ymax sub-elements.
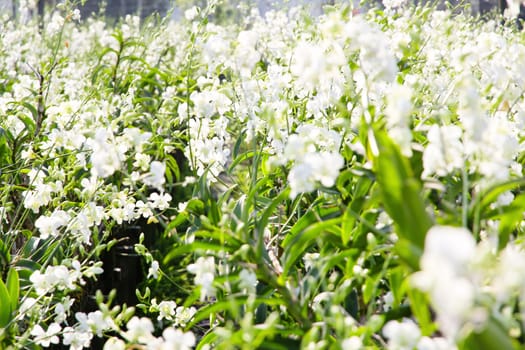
<box><xmin>184</xmin><ymin>6</ymin><xmax>199</xmax><ymax>21</ymax></box>
<box><xmin>71</xmin><ymin>9</ymin><xmax>81</xmax><ymax>21</ymax></box>
<box><xmin>341</xmin><ymin>336</ymin><xmax>363</xmax><ymax>350</ymax></box>
<box><xmin>162</xmin><ymin>328</ymin><xmax>196</xmax><ymax>350</ymax></box>
<box><xmin>124</xmin><ymin>317</ymin><xmax>155</xmax><ymax>344</ymax></box>
<box><xmin>89</xmin><ymin>129</ymin><xmax>123</xmax><ymax>178</ymax></box>
<box><xmin>422</xmin><ymin>125</ymin><xmax>464</xmax><ymax>178</ymax></box>
<box><xmin>303</xmin><ymin>253</ymin><xmax>320</xmax><ymax>271</ymax></box>
<box><xmin>383</xmin><ymin>319</ymin><xmax>421</xmax><ymax>350</ymax></box>
<box><xmin>143</xmin><ymin>161</ymin><xmax>166</xmax><ymax>190</ymax></box>
<box><xmin>35</xmin><ymin>210</ymin><xmax>69</xmax><ymax>239</ymax></box>
<box><xmin>417</xmin><ymin>336</ymin><xmax>457</xmax><ymax>350</ymax></box>
<box><xmin>412</xmin><ymin>226</ymin><xmax>480</xmax><ymax>339</ymax></box>
<box><xmin>188</xmin><ymin>256</ymin><xmax>216</xmax><ymax>301</ymax></box>
<box><xmin>103</xmin><ymin>337</ymin><xmax>126</xmax><ymax>350</ymax></box>
<box><xmin>493</xmin><ymin>245</ymin><xmax>525</xmax><ymax>301</ymax></box>
<box><xmin>148</xmin><ymin>260</ymin><xmax>160</xmax><ymax>279</ymax></box>
<box><xmin>238</xmin><ymin>269</ymin><xmax>258</xmax><ymax>293</ymax></box>
<box><xmin>385</xmin><ymin>83</ymin><xmax>413</xmax><ymax>157</ymax></box>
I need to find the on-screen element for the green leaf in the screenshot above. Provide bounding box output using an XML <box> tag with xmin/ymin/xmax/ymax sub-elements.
<box><xmin>186</xmin><ymin>198</ymin><xmax>205</xmax><ymax>215</ymax></box>
<box><xmin>163</xmin><ymin>241</ymin><xmax>238</xmax><ymax>264</ymax></box>
<box><xmin>0</xmin><ymin>127</ymin><xmax>11</xmax><ymax>169</ymax></box>
<box><xmin>257</xmin><ymin>188</ymin><xmax>290</xmax><ymax>235</ymax></box>
<box><xmin>406</xmin><ymin>288</ymin><xmax>434</xmax><ymax>336</ymax></box>
<box><xmin>287</xmin><ymin>203</ymin><xmax>340</xmax><ymax>238</ymax></box>
<box><xmin>464</xmin><ymin>316</ymin><xmax>518</xmax><ymax>350</ymax></box>
<box><xmin>6</xmin><ymin>268</ymin><xmax>19</xmax><ymax>312</ymax></box>
<box><xmin>0</xmin><ymin>279</ymin><xmax>11</xmax><ymax>328</ymax></box>
<box><xmin>188</xmin><ymin>297</ymin><xmax>285</xmax><ymax>328</ymax></box>
<box><xmin>281</xmin><ymin>217</ymin><xmax>342</xmax><ymax>277</ymax></box>
<box><xmin>228</xmin><ymin>150</ymin><xmax>256</xmax><ymax>173</ymax></box>
<box><xmin>341</xmin><ymin>207</ymin><xmax>357</xmax><ymax>245</ymax></box>
<box><xmin>495</xmin><ymin>193</ymin><xmax>525</xmax><ymax>249</ymax></box>
<box><xmin>472</xmin><ymin>178</ymin><xmax>525</xmax><ymax>215</ymax></box>
<box><xmin>388</xmin><ymin>267</ymin><xmax>406</xmax><ymax>307</ymax></box>
<box><xmin>373</xmin><ymin>130</ymin><xmax>432</xmax><ymax>268</ymax></box>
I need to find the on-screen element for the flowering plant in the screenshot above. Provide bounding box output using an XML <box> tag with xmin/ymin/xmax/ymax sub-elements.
<box><xmin>2</xmin><ymin>0</ymin><xmax>525</xmax><ymax>349</ymax></box>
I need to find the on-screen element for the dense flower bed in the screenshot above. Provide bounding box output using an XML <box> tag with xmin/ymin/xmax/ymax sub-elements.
<box><xmin>2</xmin><ymin>0</ymin><xmax>525</xmax><ymax>349</ymax></box>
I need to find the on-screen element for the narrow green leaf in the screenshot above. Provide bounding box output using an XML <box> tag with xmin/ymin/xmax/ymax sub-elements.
<box><xmin>407</xmin><ymin>287</ymin><xmax>434</xmax><ymax>336</ymax></box>
<box><xmin>281</xmin><ymin>217</ymin><xmax>342</xmax><ymax>277</ymax></box>
<box><xmin>256</xmin><ymin>187</ymin><xmax>290</xmax><ymax>238</ymax></box>
<box><xmin>464</xmin><ymin>316</ymin><xmax>518</xmax><ymax>350</ymax></box>
<box><xmin>228</xmin><ymin>150</ymin><xmax>256</xmax><ymax>173</ymax></box>
<box><xmin>473</xmin><ymin>178</ymin><xmax>525</xmax><ymax>215</ymax></box>
<box><xmin>0</xmin><ymin>128</ymin><xmax>11</xmax><ymax>168</ymax></box>
<box><xmin>6</xmin><ymin>268</ymin><xmax>19</xmax><ymax>311</ymax></box>
<box><xmin>341</xmin><ymin>207</ymin><xmax>356</xmax><ymax>245</ymax></box>
<box><xmin>0</xmin><ymin>279</ymin><xmax>11</xmax><ymax>328</ymax></box>
<box><xmin>373</xmin><ymin>130</ymin><xmax>431</xmax><ymax>266</ymax></box>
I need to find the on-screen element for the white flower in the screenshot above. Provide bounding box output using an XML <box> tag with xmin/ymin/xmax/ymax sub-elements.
<box><xmin>89</xmin><ymin>129</ymin><xmax>123</xmax><ymax>178</ymax></box>
<box><xmin>20</xmin><ymin>297</ymin><xmax>38</xmax><ymax>315</ymax></box>
<box><xmin>422</xmin><ymin>125</ymin><xmax>464</xmax><ymax>178</ymax></box>
<box><xmin>123</xmin><ymin>317</ymin><xmax>155</xmax><ymax>344</ymax></box>
<box><xmin>184</xmin><ymin>6</ymin><xmax>199</xmax><ymax>21</ymax></box>
<box><xmin>85</xmin><ymin>310</ymin><xmax>115</xmax><ymax>337</ymax></box>
<box><xmin>71</xmin><ymin>8</ymin><xmax>81</xmax><ymax>21</ymax></box>
<box><xmin>47</xmin><ymin>13</ymin><xmax>64</xmax><ymax>35</ymax></box>
<box><xmin>385</xmin><ymin>83</ymin><xmax>413</xmax><ymax>156</ymax></box>
<box><xmin>149</xmin><ymin>192</ymin><xmax>172</xmax><ymax>211</ymax></box>
<box><xmin>187</xmin><ymin>256</ymin><xmax>216</xmax><ymax>301</ymax></box>
<box><xmin>30</xmin><ymin>323</ymin><xmax>61</xmax><ymax>347</ymax></box>
<box><xmin>135</xmin><ymin>200</ymin><xmax>154</xmax><ymax>218</ymax></box>
<box><xmin>421</xmin><ymin>226</ymin><xmax>476</xmax><ymax>278</ymax></box>
<box><xmin>158</xmin><ymin>300</ymin><xmax>177</xmax><ymax>321</ymax></box>
<box><xmin>383</xmin><ymin>319</ymin><xmax>421</xmax><ymax>350</ymax></box>
<box><xmin>417</xmin><ymin>336</ymin><xmax>457</xmax><ymax>350</ymax></box>
<box><xmin>103</xmin><ymin>337</ymin><xmax>126</xmax><ymax>350</ymax></box>
<box><xmin>134</xmin><ymin>153</ymin><xmax>151</xmax><ymax>171</ymax></box>
<box><xmin>23</xmin><ymin>183</ymin><xmax>53</xmax><ymax>213</ymax></box>
<box><xmin>288</xmin><ymin>162</ymin><xmax>317</xmax><ymax>198</ymax></box>
<box><xmin>310</xmin><ymin>152</ymin><xmax>344</xmax><ymax>188</ymax></box>
<box><xmin>143</xmin><ymin>161</ymin><xmax>166</xmax><ymax>190</ymax></box>
<box><xmin>238</xmin><ymin>269</ymin><xmax>258</xmax><ymax>293</ymax></box>
<box><xmin>55</xmin><ymin>296</ymin><xmax>75</xmax><ymax>323</ymax></box>
<box><xmin>35</xmin><ymin>210</ymin><xmax>69</xmax><ymax>239</ymax></box>
<box><xmin>303</xmin><ymin>253</ymin><xmax>320</xmax><ymax>271</ymax></box>
<box><xmin>174</xmin><ymin>306</ymin><xmax>197</xmax><ymax>328</ymax></box>
<box><xmin>62</xmin><ymin>326</ymin><xmax>92</xmax><ymax>350</ymax></box>
<box><xmin>412</xmin><ymin>226</ymin><xmax>480</xmax><ymax>339</ymax></box>
<box><xmin>341</xmin><ymin>336</ymin><xmax>363</xmax><ymax>350</ymax></box>
<box><xmin>162</xmin><ymin>328</ymin><xmax>196</xmax><ymax>350</ymax></box>
<box><xmin>493</xmin><ymin>245</ymin><xmax>525</xmax><ymax>301</ymax></box>
<box><xmin>148</xmin><ymin>260</ymin><xmax>160</xmax><ymax>279</ymax></box>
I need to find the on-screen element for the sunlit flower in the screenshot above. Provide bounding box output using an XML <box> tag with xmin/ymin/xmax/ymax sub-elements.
<box><xmin>123</xmin><ymin>317</ymin><xmax>155</xmax><ymax>344</ymax></box>
<box><xmin>30</xmin><ymin>323</ymin><xmax>61</xmax><ymax>347</ymax></box>
<box><xmin>188</xmin><ymin>256</ymin><xmax>216</xmax><ymax>301</ymax></box>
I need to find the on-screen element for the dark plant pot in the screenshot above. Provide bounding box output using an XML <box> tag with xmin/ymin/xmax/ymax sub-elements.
<box><xmin>100</xmin><ymin>225</ymin><xmax>144</xmax><ymax>306</ymax></box>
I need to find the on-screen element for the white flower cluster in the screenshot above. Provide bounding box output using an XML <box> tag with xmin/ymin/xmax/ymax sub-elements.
<box><xmin>149</xmin><ymin>299</ymin><xmax>197</xmax><ymax>326</ymax></box>
<box><xmin>104</xmin><ymin>317</ymin><xmax>195</xmax><ymax>350</ymax></box>
<box><xmin>279</xmin><ymin>125</ymin><xmax>344</xmax><ymax>198</ymax></box>
<box><xmin>383</xmin><ymin>319</ymin><xmax>456</xmax><ymax>350</ymax></box>
<box><xmin>413</xmin><ymin>226</ymin><xmax>525</xmax><ymax>341</ymax></box>
<box><xmin>30</xmin><ymin>260</ymin><xmax>103</xmax><ymax>295</ymax></box>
